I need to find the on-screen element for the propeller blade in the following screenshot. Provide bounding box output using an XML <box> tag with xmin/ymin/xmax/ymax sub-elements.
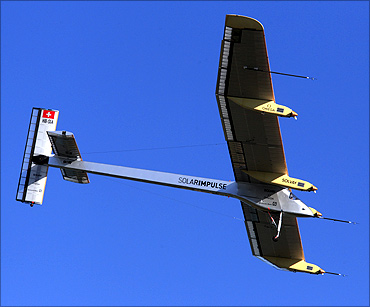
<box><xmin>319</xmin><ymin>216</ymin><xmax>357</xmax><ymax>224</ymax></box>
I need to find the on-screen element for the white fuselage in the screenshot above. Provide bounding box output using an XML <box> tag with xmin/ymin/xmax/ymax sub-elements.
<box><xmin>47</xmin><ymin>156</ymin><xmax>314</xmax><ymax>218</ymax></box>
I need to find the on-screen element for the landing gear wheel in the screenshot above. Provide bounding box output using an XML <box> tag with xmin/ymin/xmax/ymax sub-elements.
<box><xmin>268</xmin><ymin>210</ymin><xmax>283</xmax><ymax>242</ymax></box>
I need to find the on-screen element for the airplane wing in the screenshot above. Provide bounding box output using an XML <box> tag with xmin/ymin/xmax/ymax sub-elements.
<box><xmin>216</xmin><ymin>14</ymin><xmax>287</xmax><ymax>183</ymax></box>
<box><xmin>216</xmin><ymin>15</ymin><xmax>320</xmax><ymax>273</ymax></box>
<box><xmin>242</xmin><ymin>202</ymin><xmax>308</xmax><ymax>271</ymax></box>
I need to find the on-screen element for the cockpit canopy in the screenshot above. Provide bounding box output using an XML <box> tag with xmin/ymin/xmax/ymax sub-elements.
<box><xmin>289</xmin><ymin>192</ymin><xmax>300</xmax><ymax>200</ymax></box>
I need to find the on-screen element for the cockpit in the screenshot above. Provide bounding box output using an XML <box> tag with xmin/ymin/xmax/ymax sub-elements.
<box><xmin>289</xmin><ymin>191</ymin><xmax>300</xmax><ymax>200</ymax></box>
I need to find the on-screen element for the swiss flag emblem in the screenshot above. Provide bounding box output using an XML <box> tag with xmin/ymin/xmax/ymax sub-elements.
<box><xmin>42</xmin><ymin>110</ymin><xmax>55</xmax><ymax>119</ymax></box>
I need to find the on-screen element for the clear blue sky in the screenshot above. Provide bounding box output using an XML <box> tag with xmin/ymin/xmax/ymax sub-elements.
<box><xmin>2</xmin><ymin>1</ymin><xmax>369</xmax><ymax>306</ymax></box>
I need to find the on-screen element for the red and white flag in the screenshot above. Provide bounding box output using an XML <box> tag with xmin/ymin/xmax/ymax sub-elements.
<box><xmin>42</xmin><ymin>110</ymin><xmax>55</xmax><ymax>119</ymax></box>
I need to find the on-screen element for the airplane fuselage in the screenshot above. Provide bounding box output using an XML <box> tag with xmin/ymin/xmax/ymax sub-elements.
<box><xmin>46</xmin><ymin>155</ymin><xmax>314</xmax><ymax>218</ymax></box>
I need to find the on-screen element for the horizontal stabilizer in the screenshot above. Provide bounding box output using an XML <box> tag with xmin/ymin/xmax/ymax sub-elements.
<box><xmin>47</xmin><ymin>131</ymin><xmax>89</xmax><ymax>184</ymax></box>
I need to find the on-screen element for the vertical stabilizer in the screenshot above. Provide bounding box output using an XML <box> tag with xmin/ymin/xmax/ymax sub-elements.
<box><xmin>16</xmin><ymin>108</ymin><xmax>59</xmax><ymax>205</ymax></box>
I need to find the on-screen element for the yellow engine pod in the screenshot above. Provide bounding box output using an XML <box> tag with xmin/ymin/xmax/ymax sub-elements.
<box><xmin>264</xmin><ymin>257</ymin><xmax>325</xmax><ymax>275</ymax></box>
<box><xmin>308</xmin><ymin>207</ymin><xmax>322</xmax><ymax>217</ymax></box>
<box><xmin>243</xmin><ymin>170</ymin><xmax>318</xmax><ymax>192</ymax></box>
<box><xmin>228</xmin><ymin>96</ymin><xmax>298</xmax><ymax>118</ymax></box>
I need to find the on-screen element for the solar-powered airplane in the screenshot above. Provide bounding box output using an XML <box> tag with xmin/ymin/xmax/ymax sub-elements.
<box><xmin>16</xmin><ymin>15</ymin><xmax>351</xmax><ymax>275</ymax></box>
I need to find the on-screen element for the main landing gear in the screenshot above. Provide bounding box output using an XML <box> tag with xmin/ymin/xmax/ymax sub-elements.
<box><xmin>268</xmin><ymin>210</ymin><xmax>283</xmax><ymax>242</ymax></box>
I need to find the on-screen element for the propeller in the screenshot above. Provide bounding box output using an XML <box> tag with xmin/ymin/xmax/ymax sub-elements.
<box><xmin>318</xmin><ymin>216</ymin><xmax>358</xmax><ymax>224</ymax></box>
<box><xmin>243</xmin><ymin>66</ymin><xmax>316</xmax><ymax>80</ymax></box>
<box><xmin>324</xmin><ymin>271</ymin><xmax>347</xmax><ymax>277</ymax></box>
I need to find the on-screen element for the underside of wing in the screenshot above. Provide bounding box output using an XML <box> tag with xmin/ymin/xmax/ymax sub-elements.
<box><xmin>216</xmin><ymin>15</ymin><xmax>323</xmax><ymax>274</ymax></box>
<box><xmin>243</xmin><ymin>202</ymin><xmax>303</xmax><ymax>259</ymax></box>
<box><xmin>216</xmin><ymin>14</ymin><xmax>288</xmax><ymax>184</ymax></box>
<box><xmin>242</xmin><ymin>201</ymin><xmax>323</xmax><ymax>274</ymax></box>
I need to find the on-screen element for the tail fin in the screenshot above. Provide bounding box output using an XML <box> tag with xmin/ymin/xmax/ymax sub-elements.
<box><xmin>16</xmin><ymin>108</ymin><xmax>59</xmax><ymax>205</ymax></box>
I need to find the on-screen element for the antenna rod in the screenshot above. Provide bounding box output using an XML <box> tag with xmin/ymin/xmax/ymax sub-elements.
<box><xmin>318</xmin><ymin>216</ymin><xmax>357</xmax><ymax>224</ymax></box>
<box><xmin>243</xmin><ymin>66</ymin><xmax>316</xmax><ymax>80</ymax></box>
